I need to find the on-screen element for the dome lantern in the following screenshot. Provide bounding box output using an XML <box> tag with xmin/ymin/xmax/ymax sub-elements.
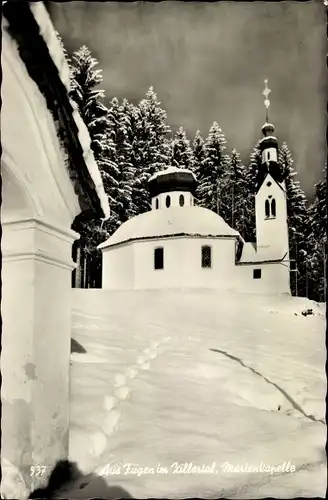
<box><xmin>148</xmin><ymin>166</ymin><xmax>198</xmax><ymax>210</ymax></box>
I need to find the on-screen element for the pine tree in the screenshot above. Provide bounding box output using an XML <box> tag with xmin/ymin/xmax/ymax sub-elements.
<box><xmin>196</xmin><ymin>122</ymin><xmax>229</xmax><ymax>212</ymax></box>
<box><xmin>171</xmin><ymin>126</ymin><xmax>195</xmax><ymax>171</ymax></box>
<box><xmin>278</xmin><ymin>143</ymin><xmax>308</xmax><ymax>297</ymax></box>
<box><xmin>69</xmin><ymin>46</ymin><xmax>114</xmax><ymax>256</ymax></box>
<box><xmin>132</xmin><ymin>86</ymin><xmax>172</xmax><ymax>214</ymax></box>
<box><xmin>305</xmin><ymin>165</ymin><xmax>327</xmax><ymax>302</ymax></box>
<box><xmin>192</xmin><ymin>130</ymin><xmax>205</xmax><ymax>178</ymax></box>
<box><xmin>219</xmin><ymin>149</ymin><xmax>253</xmax><ymax>240</ymax></box>
<box><xmin>70</xmin><ymin>46</ymin><xmax>115</xmax><ymax>186</ymax></box>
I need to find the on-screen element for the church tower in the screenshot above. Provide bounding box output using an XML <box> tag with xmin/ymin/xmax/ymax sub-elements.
<box><xmin>255</xmin><ymin>80</ymin><xmax>289</xmax><ymax>263</ymax></box>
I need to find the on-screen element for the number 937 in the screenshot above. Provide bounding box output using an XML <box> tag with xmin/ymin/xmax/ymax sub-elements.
<box><xmin>30</xmin><ymin>466</ymin><xmax>47</xmax><ymax>477</ymax></box>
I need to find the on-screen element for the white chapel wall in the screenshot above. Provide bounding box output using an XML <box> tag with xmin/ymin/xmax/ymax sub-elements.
<box><xmin>236</xmin><ymin>262</ymin><xmax>290</xmax><ymax>294</ymax></box>
<box><xmin>102</xmin><ymin>244</ymin><xmax>135</xmax><ymax>289</ymax></box>
<box><xmin>255</xmin><ymin>175</ymin><xmax>289</xmax><ymax>260</ymax></box>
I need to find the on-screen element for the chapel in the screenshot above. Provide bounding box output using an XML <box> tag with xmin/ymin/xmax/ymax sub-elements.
<box><xmin>99</xmin><ymin>94</ymin><xmax>291</xmax><ymax>294</ymax></box>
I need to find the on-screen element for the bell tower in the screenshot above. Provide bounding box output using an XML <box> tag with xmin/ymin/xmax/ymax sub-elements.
<box><xmin>255</xmin><ymin>80</ymin><xmax>290</xmax><ymax>265</ymax></box>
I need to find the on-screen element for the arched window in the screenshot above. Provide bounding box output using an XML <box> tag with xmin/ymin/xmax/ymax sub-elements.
<box><xmin>201</xmin><ymin>245</ymin><xmax>212</xmax><ymax>268</ymax></box>
<box><xmin>166</xmin><ymin>195</ymin><xmax>171</xmax><ymax>208</ymax></box>
<box><xmin>267</xmin><ymin>151</ymin><xmax>270</xmax><ymax>160</ymax></box>
<box><xmin>265</xmin><ymin>199</ymin><xmax>270</xmax><ymax>218</ymax></box>
<box><xmin>179</xmin><ymin>194</ymin><xmax>184</xmax><ymax>207</ymax></box>
<box><xmin>155</xmin><ymin>198</ymin><xmax>159</xmax><ymax>210</ymax></box>
<box><xmin>271</xmin><ymin>198</ymin><xmax>276</xmax><ymax>217</ymax></box>
<box><xmin>154</xmin><ymin>247</ymin><xmax>164</xmax><ymax>270</ymax></box>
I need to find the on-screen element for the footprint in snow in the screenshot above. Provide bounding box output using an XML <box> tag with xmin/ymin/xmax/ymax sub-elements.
<box><xmin>126</xmin><ymin>366</ymin><xmax>139</xmax><ymax>379</ymax></box>
<box><xmin>115</xmin><ymin>386</ymin><xmax>130</xmax><ymax>400</ymax></box>
<box><xmin>90</xmin><ymin>431</ymin><xmax>107</xmax><ymax>457</ymax></box>
<box><xmin>103</xmin><ymin>395</ymin><xmax>118</xmax><ymax>411</ymax></box>
<box><xmin>102</xmin><ymin>409</ymin><xmax>120</xmax><ymax>436</ymax></box>
<box><xmin>114</xmin><ymin>374</ymin><xmax>126</xmax><ymax>387</ymax></box>
<box><xmin>148</xmin><ymin>350</ymin><xmax>158</xmax><ymax>360</ymax></box>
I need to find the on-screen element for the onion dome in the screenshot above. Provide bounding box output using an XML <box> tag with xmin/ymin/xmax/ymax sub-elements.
<box><xmin>148</xmin><ymin>166</ymin><xmax>197</xmax><ymax>197</ymax></box>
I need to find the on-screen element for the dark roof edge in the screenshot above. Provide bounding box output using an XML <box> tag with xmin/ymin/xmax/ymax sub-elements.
<box><xmin>3</xmin><ymin>1</ymin><xmax>106</xmax><ymax>219</ymax></box>
<box><xmin>236</xmin><ymin>252</ymin><xmax>288</xmax><ymax>266</ymax></box>
<box><xmin>99</xmin><ymin>232</ymin><xmax>239</xmax><ymax>250</ymax></box>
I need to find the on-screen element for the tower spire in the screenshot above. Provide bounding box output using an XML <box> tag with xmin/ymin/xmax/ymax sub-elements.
<box><xmin>262</xmin><ymin>79</ymin><xmax>271</xmax><ymax>123</ymax></box>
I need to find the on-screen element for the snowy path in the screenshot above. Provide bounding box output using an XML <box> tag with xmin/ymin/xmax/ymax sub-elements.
<box><xmin>67</xmin><ymin>290</ymin><xmax>326</xmax><ymax>498</ymax></box>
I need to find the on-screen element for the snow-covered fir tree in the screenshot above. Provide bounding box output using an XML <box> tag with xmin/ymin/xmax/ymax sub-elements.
<box><xmin>305</xmin><ymin>165</ymin><xmax>327</xmax><ymax>302</ymax></box>
<box><xmin>196</xmin><ymin>122</ymin><xmax>229</xmax><ymax>213</ymax></box>
<box><xmin>132</xmin><ymin>87</ymin><xmax>172</xmax><ymax>214</ymax></box>
<box><xmin>103</xmin><ymin>97</ymin><xmax>135</xmax><ymax>233</ymax></box>
<box><xmin>220</xmin><ymin>149</ymin><xmax>253</xmax><ymax>239</ymax></box>
<box><xmin>278</xmin><ymin>143</ymin><xmax>308</xmax><ymax>297</ymax></box>
<box><xmin>192</xmin><ymin>130</ymin><xmax>205</xmax><ymax>179</ymax></box>
<box><xmin>171</xmin><ymin>126</ymin><xmax>195</xmax><ymax>171</ymax></box>
<box><xmin>242</xmin><ymin>142</ymin><xmax>267</xmax><ymax>243</ymax></box>
<box><xmin>69</xmin><ymin>46</ymin><xmax>112</xmax><ymax>251</ymax></box>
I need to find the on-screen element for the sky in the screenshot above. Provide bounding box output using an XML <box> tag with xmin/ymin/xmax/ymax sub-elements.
<box><xmin>48</xmin><ymin>1</ymin><xmax>326</xmax><ymax>197</ymax></box>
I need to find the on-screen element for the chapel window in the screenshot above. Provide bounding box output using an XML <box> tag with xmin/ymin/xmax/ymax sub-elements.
<box><xmin>201</xmin><ymin>245</ymin><xmax>212</xmax><ymax>268</ymax></box>
<box><xmin>265</xmin><ymin>199</ymin><xmax>270</xmax><ymax>218</ymax></box>
<box><xmin>179</xmin><ymin>194</ymin><xmax>185</xmax><ymax>207</ymax></box>
<box><xmin>271</xmin><ymin>198</ymin><xmax>276</xmax><ymax>218</ymax></box>
<box><xmin>154</xmin><ymin>247</ymin><xmax>164</xmax><ymax>270</ymax></box>
<box><xmin>166</xmin><ymin>195</ymin><xmax>171</xmax><ymax>208</ymax></box>
<box><xmin>253</xmin><ymin>269</ymin><xmax>262</xmax><ymax>279</ymax></box>
<box><xmin>155</xmin><ymin>198</ymin><xmax>159</xmax><ymax>210</ymax></box>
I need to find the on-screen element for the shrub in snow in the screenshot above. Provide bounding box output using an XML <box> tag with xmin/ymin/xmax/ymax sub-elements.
<box><xmin>301</xmin><ymin>309</ymin><xmax>314</xmax><ymax>317</ymax></box>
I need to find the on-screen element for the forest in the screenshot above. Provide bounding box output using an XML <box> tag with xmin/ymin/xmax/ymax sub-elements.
<box><xmin>65</xmin><ymin>43</ymin><xmax>326</xmax><ymax>302</ymax></box>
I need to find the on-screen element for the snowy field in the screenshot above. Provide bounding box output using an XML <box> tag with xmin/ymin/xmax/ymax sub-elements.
<box><xmin>65</xmin><ymin>290</ymin><xmax>326</xmax><ymax>498</ymax></box>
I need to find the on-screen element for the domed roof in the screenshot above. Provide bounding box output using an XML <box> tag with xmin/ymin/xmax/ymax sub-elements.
<box><xmin>148</xmin><ymin>166</ymin><xmax>197</xmax><ymax>197</ymax></box>
<box><xmin>99</xmin><ymin>206</ymin><xmax>239</xmax><ymax>249</ymax></box>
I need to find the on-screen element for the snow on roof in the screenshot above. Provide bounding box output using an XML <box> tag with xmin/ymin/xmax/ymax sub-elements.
<box><xmin>30</xmin><ymin>3</ymin><xmax>70</xmax><ymax>92</ymax></box>
<box><xmin>239</xmin><ymin>242</ymin><xmax>257</xmax><ymax>262</ymax></box>
<box><xmin>259</xmin><ymin>135</ymin><xmax>278</xmax><ymax>143</ymax></box>
<box><xmin>99</xmin><ymin>206</ymin><xmax>239</xmax><ymax>249</ymax></box>
<box><xmin>30</xmin><ymin>3</ymin><xmax>110</xmax><ymax>220</ymax></box>
<box><xmin>71</xmin><ymin>104</ymin><xmax>110</xmax><ymax>219</ymax></box>
<box><xmin>149</xmin><ymin>166</ymin><xmax>196</xmax><ymax>182</ymax></box>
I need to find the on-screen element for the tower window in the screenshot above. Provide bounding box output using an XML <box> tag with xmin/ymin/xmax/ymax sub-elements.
<box><xmin>267</xmin><ymin>152</ymin><xmax>270</xmax><ymax>160</ymax></box>
<box><xmin>201</xmin><ymin>245</ymin><xmax>212</xmax><ymax>268</ymax></box>
<box><xmin>166</xmin><ymin>195</ymin><xmax>171</xmax><ymax>208</ymax></box>
<box><xmin>267</xmin><ymin>181</ymin><xmax>272</xmax><ymax>187</ymax></box>
<box><xmin>179</xmin><ymin>194</ymin><xmax>185</xmax><ymax>207</ymax></box>
<box><xmin>253</xmin><ymin>269</ymin><xmax>262</xmax><ymax>279</ymax></box>
<box><xmin>265</xmin><ymin>199</ymin><xmax>270</xmax><ymax>218</ymax></box>
<box><xmin>155</xmin><ymin>198</ymin><xmax>159</xmax><ymax>209</ymax></box>
<box><xmin>271</xmin><ymin>198</ymin><xmax>276</xmax><ymax>217</ymax></box>
<box><xmin>154</xmin><ymin>247</ymin><xmax>164</xmax><ymax>270</ymax></box>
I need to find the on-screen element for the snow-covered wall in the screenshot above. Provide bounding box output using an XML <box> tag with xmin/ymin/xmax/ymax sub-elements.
<box><xmin>102</xmin><ymin>236</ymin><xmax>238</xmax><ymax>290</ymax></box>
<box><xmin>256</xmin><ymin>174</ymin><xmax>289</xmax><ymax>261</ymax></box>
<box><xmin>102</xmin><ymin>244</ymin><xmax>135</xmax><ymax>290</ymax></box>
<box><xmin>101</xmin><ymin>234</ymin><xmax>290</xmax><ymax>294</ymax></box>
<box><xmin>235</xmin><ymin>262</ymin><xmax>290</xmax><ymax>294</ymax></box>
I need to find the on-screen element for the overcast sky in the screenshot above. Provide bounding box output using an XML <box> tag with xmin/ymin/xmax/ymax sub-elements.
<box><xmin>49</xmin><ymin>1</ymin><xmax>326</xmax><ymax>196</ymax></box>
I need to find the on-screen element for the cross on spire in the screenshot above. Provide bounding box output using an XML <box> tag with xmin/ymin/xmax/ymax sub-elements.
<box><xmin>262</xmin><ymin>79</ymin><xmax>271</xmax><ymax>122</ymax></box>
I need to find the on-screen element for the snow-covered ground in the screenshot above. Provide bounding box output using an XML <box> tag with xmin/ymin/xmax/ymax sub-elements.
<box><xmin>66</xmin><ymin>290</ymin><xmax>326</xmax><ymax>498</ymax></box>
